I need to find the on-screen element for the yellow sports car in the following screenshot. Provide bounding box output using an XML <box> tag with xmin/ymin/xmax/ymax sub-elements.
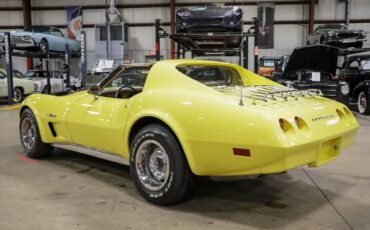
<box><xmin>19</xmin><ymin>59</ymin><xmax>359</xmax><ymax>205</ymax></box>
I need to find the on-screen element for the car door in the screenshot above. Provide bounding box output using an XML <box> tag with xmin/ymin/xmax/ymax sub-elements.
<box><xmin>0</xmin><ymin>72</ymin><xmax>7</xmax><ymax>97</ymax></box>
<box><xmin>48</xmin><ymin>28</ymin><xmax>68</xmax><ymax>51</ymax></box>
<box><xmin>66</xmin><ymin>93</ymin><xmax>133</xmax><ymax>156</ymax></box>
<box><xmin>342</xmin><ymin>60</ymin><xmax>362</xmax><ymax>91</ymax></box>
<box><xmin>65</xmin><ymin>66</ymin><xmax>149</xmax><ymax>156</ymax></box>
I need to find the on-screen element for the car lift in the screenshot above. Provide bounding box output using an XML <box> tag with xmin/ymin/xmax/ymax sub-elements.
<box><xmin>1</xmin><ymin>31</ymin><xmax>87</xmax><ymax>105</ymax></box>
<box><xmin>154</xmin><ymin>18</ymin><xmax>259</xmax><ymax>71</ymax></box>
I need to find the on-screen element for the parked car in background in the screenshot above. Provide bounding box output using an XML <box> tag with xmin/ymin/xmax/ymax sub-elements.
<box><xmin>258</xmin><ymin>56</ymin><xmax>279</xmax><ymax>78</ymax></box>
<box><xmin>339</xmin><ymin>53</ymin><xmax>370</xmax><ymax>114</ymax></box>
<box><xmin>24</xmin><ymin>70</ymin><xmax>81</xmax><ymax>93</ymax></box>
<box><xmin>19</xmin><ymin>59</ymin><xmax>358</xmax><ymax>205</ymax></box>
<box><xmin>0</xmin><ymin>26</ymin><xmax>80</xmax><ymax>53</ymax></box>
<box><xmin>176</xmin><ymin>4</ymin><xmax>243</xmax><ymax>33</ymax></box>
<box><xmin>273</xmin><ymin>45</ymin><xmax>350</xmax><ymax>105</ymax></box>
<box><xmin>307</xmin><ymin>24</ymin><xmax>366</xmax><ymax>48</ymax></box>
<box><xmin>0</xmin><ymin>69</ymin><xmax>34</xmax><ymax>102</ymax></box>
<box><xmin>271</xmin><ymin>55</ymin><xmax>290</xmax><ymax>80</ymax></box>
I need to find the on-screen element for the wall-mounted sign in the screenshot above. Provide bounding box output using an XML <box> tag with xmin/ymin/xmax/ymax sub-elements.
<box><xmin>67</xmin><ymin>6</ymin><xmax>83</xmax><ymax>40</ymax></box>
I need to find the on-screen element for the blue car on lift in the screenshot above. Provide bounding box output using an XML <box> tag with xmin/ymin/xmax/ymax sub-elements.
<box><xmin>0</xmin><ymin>26</ymin><xmax>80</xmax><ymax>53</ymax></box>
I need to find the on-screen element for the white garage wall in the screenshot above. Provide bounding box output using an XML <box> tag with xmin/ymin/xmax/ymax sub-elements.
<box><xmin>1</xmin><ymin>0</ymin><xmax>370</xmax><ymax>71</ymax></box>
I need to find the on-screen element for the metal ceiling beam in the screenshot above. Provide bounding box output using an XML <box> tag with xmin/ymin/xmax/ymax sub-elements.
<box><xmin>0</xmin><ymin>1</ymin><xmax>319</xmax><ymax>11</ymax></box>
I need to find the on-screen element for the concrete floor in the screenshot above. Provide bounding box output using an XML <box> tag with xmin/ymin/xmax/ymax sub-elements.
<box><xmin>0</xmin><ymin>109</ymin><xmax>369</xmax><ymax>230</ymax></box>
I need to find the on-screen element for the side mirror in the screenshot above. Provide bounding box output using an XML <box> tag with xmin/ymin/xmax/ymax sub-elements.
<box><xmin>88</xmin><ymin>84</ymin><xmax>100</xmax><ymax>95</ymax></box>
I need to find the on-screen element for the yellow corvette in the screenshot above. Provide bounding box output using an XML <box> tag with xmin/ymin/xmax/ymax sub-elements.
<box><xmin>19</xmin><ymin>59</ymin><xmax>358</xmax><ymax>205</ymax></box>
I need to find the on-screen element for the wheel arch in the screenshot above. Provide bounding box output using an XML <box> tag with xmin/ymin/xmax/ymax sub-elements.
<box><xmin>19</xmin><ymin>104</ymin><xmax>49</xmax><ymax>143</ymax></box>
<box><xmin>127</xmin><ymin>115</ymin><xmax>196</xmax><ymax>174</ymax></box>
<box><xmin>352</xmin><ymin>80</ymin><xmax>370</xmax><ymax>101</ymax></box>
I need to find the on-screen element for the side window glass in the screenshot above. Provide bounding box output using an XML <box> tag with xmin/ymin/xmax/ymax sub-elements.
<box><xmin>348</xmin><ymin>61</ymin><xmax>359</xmax><ymax>70</ymax></box>
<box><xmin>361</xmin><ymin>60</ymin><xmax>370</xmax><ymax>70</ymax></box>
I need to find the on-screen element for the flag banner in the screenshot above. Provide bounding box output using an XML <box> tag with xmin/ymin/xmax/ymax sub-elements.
<box><xmin>257</xmin><ymin>2</ymin><xmax>275</xmax><ymax>49</ymax></box>
<box><xmin>67</xmin><ymin>6</ymin><xmax>83</xmax><ymax>40</ymax></box>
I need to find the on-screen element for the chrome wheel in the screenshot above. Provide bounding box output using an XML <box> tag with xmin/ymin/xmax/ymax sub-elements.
<box><xmin>358</xmin><ymin>92</ymin><xmax>367</xmax><ymax>114</ymax></box>
<box><xmin>135</xmin><ymin>140</ymin><xmax>170</xmax><ymax>192</ymax></box>
<box><xmin>21</xmin><ymin>117</ymin><xmax>36</xmax><ymax>151</ymax></box>
<box><xmin>13</xmin><ymin>88</ymin><xmax>22</xmax><ymax>102</ymax></box>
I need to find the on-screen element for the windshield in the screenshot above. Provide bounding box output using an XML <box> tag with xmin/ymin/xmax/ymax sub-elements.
<box><xmin>360</xmin><ymin>59</ymin><xmax>370</xmax><ymax>70</ymax></box>
<box><xmin>177</xmin><ymin>65</ymin><xmax>243</xmax><ymax>87</ymax></box>
<box><xmin>282</xmin><ymin>58</ymin><xmax>290</xmax><ymax>71</ymax></box>
<box><xmin>95</xmin><ymin>60</ymin><xmax>117</xmax><ymax>69</ymax></box>
<box><xmin>322</xmin><ymin>24</ymin><xmax>347</xmax><ymax>30</ymax></box>
<box><xmin>25</xmin><ymin>71</ymin><xmax>47</xmax><ymax>78</ymax></box>
<box><xmin>103</xmin><ymin>66</ymin><xmax>151</xmax><ymax>89</ymax></box>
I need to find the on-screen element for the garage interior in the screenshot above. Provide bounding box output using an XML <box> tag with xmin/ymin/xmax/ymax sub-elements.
<box><xmin>1</xmin><ymin>0</ymin><xmax>370</xmax><ymax>229</ymax></box>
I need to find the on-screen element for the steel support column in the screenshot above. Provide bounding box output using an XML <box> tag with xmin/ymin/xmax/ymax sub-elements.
<box><xmin>308</xmin><ymin>0</ymin><xmax>315</xmax><ymax>35</ymax></box>
<box><xmin>22</xmin><ymin>0</ymin><xmax>33</xmax><ymax>70</ymax></box>
<box><xmin>170</xmin><ymin>0</ymin><xmax>175</xmax><ymax>59</ymax></box>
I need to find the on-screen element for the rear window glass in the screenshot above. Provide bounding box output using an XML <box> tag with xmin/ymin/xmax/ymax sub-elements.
<box><xmin>262</xmin><ymin>59</ymin><xmax>276</xmax><ymax>67</ymax></box>
<box><xmin>177</xmin><ymin>65</ymin><xmax>243</xmax><ymax>87</ymax></box>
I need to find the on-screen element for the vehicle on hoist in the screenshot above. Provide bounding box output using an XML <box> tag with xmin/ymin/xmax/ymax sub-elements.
<box><xmin>0</xmin><ymin>26</ymin><xmax>80</xmax><ymax>53</ymax></box>
<box><xmin>19</xmin><ymin>59</ymin><xmax>358</xmax><ymax>206</ymax></box>
<box><xmin>176</xmin><ymin>4</ymin><xmax>243</xmax><ymax>33</ymax></box>
<box><xmin>306</xmin><ymin>24</ymin><xmax>366</xmax><ymax>48</ymax></box>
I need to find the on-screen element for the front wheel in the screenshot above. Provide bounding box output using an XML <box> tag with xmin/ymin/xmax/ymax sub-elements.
<box><xmin>130</xmin><ymin>124</ymin><xmax>194</xmax><ymax>206</ymax></box>
<box><xmin>358</xmin><ymin>91</ymin><xmax>370</xmax><ymax>115</ymax></box>
<box><xmin>19</xmin><ymin>109</ymin><xmax>53</xmax><ymax>158</ymax></box>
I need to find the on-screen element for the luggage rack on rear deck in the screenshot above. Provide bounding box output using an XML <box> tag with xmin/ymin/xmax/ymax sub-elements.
<box><xmin>215</xmin><ymin>86</ymin><xmax>323</xmax><ymax>104</ymax></box>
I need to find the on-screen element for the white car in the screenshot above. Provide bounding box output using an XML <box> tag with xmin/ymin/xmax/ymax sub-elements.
<box><xmin>0</xmin><ymin>69</ymin><xmax>35</xmax><ymax>102</ymax></box>
<box><xmin>24</xmin><ymin>70</ymin><xmax>81</xmax><ymax>93</ymax></box>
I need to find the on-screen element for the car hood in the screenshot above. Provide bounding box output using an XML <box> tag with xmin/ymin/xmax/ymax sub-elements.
<box><xmin>10</xmin><ymin>31</ymin><xmax>34</xmax><ymax>36</ymax></box>
<box><xmin>283</xmin><ymin>45</ymin><xmax>339</xmax><ymax>76</ymax></box>
<box><xmin>324</xmin><ymin>29</ymin><xmax>362</xmax><ymax>33</ymax></box>
<box><xmin>178</xmin><ymin>6</ymin><xmax>242</xmax><ymax>18</ymax></box>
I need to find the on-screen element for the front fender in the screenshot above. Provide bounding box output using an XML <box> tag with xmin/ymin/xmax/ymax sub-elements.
<box><xmin>352</xmin><ymin>80</ymin><xmax>370</xmax><ymax>100</ymax></box>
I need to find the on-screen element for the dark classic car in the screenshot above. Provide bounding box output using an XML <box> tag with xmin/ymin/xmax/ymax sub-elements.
<box><xmin>339</xmin><ymin>53</ymin><xmax>370</xmax><ymax>114</ymax></box>
<box><xmin>273</xmin><ymin>45</ymin><xmax>350</xmax><ymax>105</ymax></box>
<box><xmin>176</xmin><ymin>4</ymin><xmax>243</xmax><ymax>33</ymax></box>
<box><xmin>306</xmin><ymin>24</ymin><xmax>366</xmax><ymax>48</ymax></box>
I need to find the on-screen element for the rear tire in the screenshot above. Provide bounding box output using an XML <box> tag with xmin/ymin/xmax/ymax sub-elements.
<box><xmin>358</xmin><ymin>91</ymin><xmax>370</xmax><ymax>115</ymax></box>
<box><xmin>13</xmin><ymin>87</ymin><xmax>23</xmax><ymax>102</ymax></box>
<box><xmin>39</xmin><ymin>39</ymin><xmax>49</xmax><ymax>53</ymax></box>
<box><xmin>19</xmin><ymin>109</ymin><xmax>53</xmax><ymax>158</ymax></box>
<box><xmin>130</xmin><ymin>124</ymin><xmax>194</xmax><ymax>206</ymax></box>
